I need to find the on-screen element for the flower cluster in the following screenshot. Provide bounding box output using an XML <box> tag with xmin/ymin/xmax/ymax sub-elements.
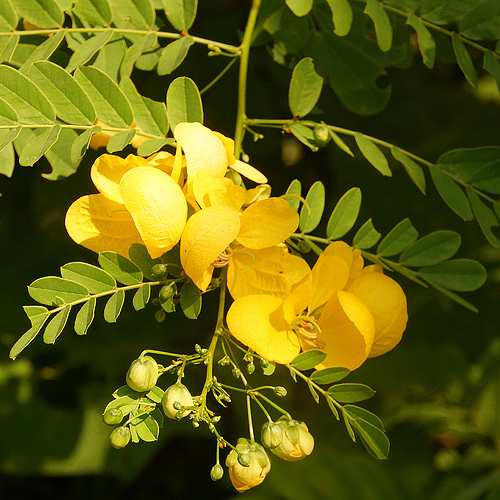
<box><xmin>67</xmin><ymin>122</ymin><xmax>408</xmax><ymax>492</ymax></box>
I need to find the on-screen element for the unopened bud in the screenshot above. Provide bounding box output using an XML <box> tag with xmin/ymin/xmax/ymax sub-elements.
<box><xmin>313</xmin><ymin>125</ymin><xmax>331</xmax><ymax>146</ymax></box>
<box><xmin>162</xmin><ymin>382</ymin><xmax>193</xmax><ymax>420</ymax></box>
<box><xmin>110</xmin><ymin>426</ymin><xmax>131</xmax><ymax>449</ymax></box>
<box><xmin>151</xmin><ymin>263</ymin><xmax>167</xmax><ymax>278</ymax></box>
<box><xmin>218</xmin><ymin>356</ymin><xmax>231</xmax><ymax>366</ymax></box>
<box><xmin>261</xmin><ymin>421</ymin><xmax>283</xmax><ymax>449</ymax></box>
<box><xmin>159</xmin><ymin>283</ymin><xmax>175</xmax><ymax>301</ymax></box>
<box><xmin>210</xmin><ymin>464</ymin><xmax>224</xmax><ymax>481</ymax></box>
<box><xmin>247</xmin><ymin>362</ymin><xmax>255</xmax><ymax>375</ymax></box>
<box><xmin>155</xmin><ymin>309</ymin><xmax>167</xmax><ymax>322</ymax></box>
<box><xmin>232</xmin><ymin>368</ymin><xmax>241</xmax><ymax>379</ymax></box>
<box><xmin>102</xmin><ymin>408</ymin><xmax>123</xmax><ymax>426</ymax></box>
<box><xmin>126</xmin><ymin>356</ymin><xmax>159</xmax><ymax>392</ymax></box>
<box><xmin>274</xmin><ymin>386</ymin><xmax>287</xmax><ymax>397</ymax></box>
<box><xmin>270</xmin><ymin>418</ymin><xmax>314</xmax><ymax>462</ymax></box>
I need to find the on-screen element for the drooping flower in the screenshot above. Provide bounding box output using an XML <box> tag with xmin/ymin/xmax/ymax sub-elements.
<box><xmin>226</xmin><ymin>241</ymin><xmax>408</xmax><ymax>370</ymax></box>
<box><xmin>270</xmin><ymin>418</ymin><xmax>314</xmax><ymax>462</ymax></box>
<box><xmin>65</xmin><ymin>153</ymin><xmax>187</xmax><ymax>258</ymax></box>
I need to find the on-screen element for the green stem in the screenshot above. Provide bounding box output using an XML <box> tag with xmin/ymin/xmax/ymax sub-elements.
<box><xmin>233</xmin><ymin>0</ymin><xmax>262</xmax><ymax>158</ymax></box>
<box><xmin>200</xmin><ymin>58</ymin><xmax>238</xmax><ymax>95</ymax></box>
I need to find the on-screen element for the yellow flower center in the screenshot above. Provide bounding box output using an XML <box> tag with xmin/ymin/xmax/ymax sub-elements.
<box><xmin>292</xmin><ymin>316</ymin><xmax>325</xmax><ymax>350</ymax></box>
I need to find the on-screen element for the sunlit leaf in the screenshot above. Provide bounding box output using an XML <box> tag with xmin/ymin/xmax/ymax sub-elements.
<box><xmin>344</xmin><ymin>404</ymin><xmax>384</xmax><ymax>431</ymax></box>
<box><xmin>180</xmin><ymin>281</ymin><xmax>202</xmax><ymax>319</ymax></box>
<box><xmin>351</xmin><ymin>418</ymin><xmax>389</xmax><ymax>459</ymax></box>
<box><xmin>157</xmin><ymin>36</ymin><xmax>194</xmax><ymax>76</ymax></box>
<box><xmin>66</xmin><ymin>31</ymin><xmax>114</xmax><ymax>73</ymax></box>
<box><xmin>310</xmin><ymin>366</ymin><xmax>350</xmax><ymax>384</ymax></box>
<box><xmin>377</xmin><ymin>218</ymin><xmax>419</xmax><ymax>257</ymax></box>
<box><xmin>286</xmin><ymin>0</ymin><xmax>313</xmax><ymax>17</ymax></box>
<box><xmin>61</xmin><ymin>262</ymin><xmax>117</xmax><ymax>293</ymax></box>
<box><xmin>288</xmin><ymin>123</ymin><xmax>319</xmax><ymax>151</ymax></box>
<box><xmin>43</xmin><ymin>305</ymin><xmax>71</xmax><ymax>344</ymax></box>
<box><xmin>13</xmin><ymin>0</ymin><xmax>64</xmax><ymax>28</ymax></box>
<box><xmin>326</xmin><ymin>187</ymin><xmax>362</xmax><ymax>240</ymax></box>
<box><xmin>72</xmin><ymin>0</ymin><xmax>112</xmax><ymax>25</ymax></box>
<box><xmin>163</xmin><ymin>0</ymin><xmax>198</xmax><ymax>31</ymax></box>
<box><xmin>391</xmin><ymin>147</ymin><xmax>426</xmax><ymax>194</ymax></box>
<box><xmin>28</xmin><ymin>276</ymin><xmax>89</xmax><ymax>306</ymax></box>
<box><xmin>108</xmin><ymin>0</ymin><xmax>155</xmax><ymax>29</ymax></box>
<box><xmin>406</xmin><ymin>13</ymin><xmax>436</xmax><ymax>68</ymax></box>
<box><xmin>355</xmin><ymin>133</ymin><xmax>391</xmax><ymax>176</ymax></box>
<box><xmin>327</xmin><ymin>383</ymin><xmax>376</xmax><ymax>403</ymax></box>
<box><xmin>74</xmin><ymin>297</ymin><xmax>96</xmax><ymax>335</ymax></box>
<box><xmin>364</xmin><ymin>0</ymin><xmax>393</xmax><ymax>52</ymax></box>
<box><xmin>324</xmin><ymin>0</ymin><xmax>353</xmax><ymax>36</ymax></box>
<box><xmin>19</xmin><ymin>125</ymin><xmax>61</xmax><ymax>166</ymax></box>
<box><xmin>291</xmin><ymin>350</ymin><xmax>327</xmax><ymax>371</ymax></box>
<box><xmin>419</xmin><ymin>259</ymin><xmax>487</xmax><ymax>292</ymax></box>
<box><xmin>352</xmin><ymin>219</ymin><xmax>381</xmax><ymax>249</ymax></box>
<box><xmin>399</xmin><ymin>230</ymin><xmax>461</xmax><ymax>267</ymax></box>
<box><xmin>23</xmin><ymin>305</ymin><xmax>49</xmax><ymax>326</ymax></box>
<box><xmin>299</xmin><ymin>181</ymin><xmax>325</xmax><ymax>233</ymax></box>
<box><xmin>71</xmin><ymin>126</ymin><xmax>102</xmax><ymax>163</ymax></box>
<box><xmin>451</xmin><ymin>32</ymin><xmax>477</xmax><ymax>89</ymax></box>
<box><xmin>0</xmin><ymin>141</ymin><xmax>14</xmax><ymax>177</ymax></box>
<box><xmin>289</xmin><ymin>57</ymin><xmax>324</xmax><ymax>117</ymax></box>
<box><xmin>19</xmin><ymin>30</ymin><xmax>65</xmax><ymax>74</ymax></box>
<box><xmin>9</xmin><ymin>315</ymin><xmax>49</xmax><ymax>359</ymax></box>
<box><xmin>133</xmin><ymin>284</ymin><xmax>151</xmax><ymax>311</ymax></box>
<box><xmin>166</xmin><ymin>76</ymin><xmax>203</xmax><ymax>131</ymax></box>
<box><xmin>98</xmin><ymin>251</ymin><xmax>143</xmax><ymax>285</ymax></box>
<box><xmin>107</xmin><ymin>129</ymin><xmax>137</xmax><ymax>153</ymax></box>
<box><xmin>284</xmin><ymin>178</ymin><xmax>302</xmax><ymax>212</ymax></box>
<box><xmin>103</xmin><ymin>289</ymin><xmax>125</xmax><ymax>323</ymax></box>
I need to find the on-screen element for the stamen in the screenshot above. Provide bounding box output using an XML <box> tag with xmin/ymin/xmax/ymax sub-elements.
<box><xmin>293</xmin><ymin>316</ymin><xmax>325</xmax><ymax>350</ymax></box>
<box><xmin>211</xmin><ymin>248</ymin><xmax>233</xmax><ymax>268</ymax></box>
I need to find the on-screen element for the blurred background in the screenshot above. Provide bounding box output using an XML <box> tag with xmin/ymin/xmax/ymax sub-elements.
<box><xmin>2</xmin><ymin>1</ymin><xmax>500</xmax><ymax>499</ymax></box>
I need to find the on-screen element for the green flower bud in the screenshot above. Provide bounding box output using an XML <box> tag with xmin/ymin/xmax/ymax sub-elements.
<box><xmin>270</xmin><ymin>418</ymin><xmax>314</xmax><ymax>462</ymax></box>
<box><xmin>274</xmin><ymin>386</ymin><xmax>287</xmax><ymax>397</ymax></box>
<box><xmin>225</xmin><ymin>439</ymin><xmax>271</xmax><ymax>492</ymax></box>
<box><xmin>151</xmin><ymin>263</ymin><xmax>167</xmax><ymax>278</ymax></box>
<box><xmin>102</xmin><ymin>408</ymin><xmax>123</xmax><ymax>426</ymax></box>
<box><xmin>247</xmin><ymin>362</ymin><xmax>255</xmax><ymax>375</ymax></box>
<box><xmin>261</xmin><ymin>421</ymin><xmax>283</xmax><ymax>449</ymax></box>
<box><xmin>162</xmin><ymin>382</ymin><xmax>193</xmax><ymax>420</ymax></box>
<box><xmin>155</xmin><ymin>309</ymin><xmax>167</xmax><ymax>323</ymax></box>
<box><xmin>159</xmin><ymin>283</ymin><xmax>175</xmax><ymax>301</ymax></box>
<box><xmin>110</xmin><ymin>426</ymin><xmax>131</xmax><ymax>449</ymax></box>
<box><xmin>210</xmin><ymin>464</ymin><xmax>224</xmax><ymax>481</ymax></box>
<box><xmin>126</xmin><ymin>356</ymin><xmax>159</xmax><ymax>392</ymax></box>
<box><xmin>232</xmin><ymin>368</ymin><xmax>241</xmax><ymax>379</ymax></box>
<box><xmin>313</xmin><ymin>125</ymin><xmax>331</xmax><ymax>146</ymax></box>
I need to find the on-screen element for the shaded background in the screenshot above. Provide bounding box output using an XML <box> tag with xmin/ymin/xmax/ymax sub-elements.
<box><xmin>2</xmin><ymin>1</ymin><xmax>500</xmax><ymax>498</ymax></box>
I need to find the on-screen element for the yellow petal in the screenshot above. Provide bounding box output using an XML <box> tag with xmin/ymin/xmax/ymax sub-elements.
<box><xmin>227</xmin><ymin>295</ymin><xmax>300</xmax><ymax>364</ymax></box>
<box><xmin>245</xmin><ymin>184</ymin><xmax>272</xmax><ymax>205</ymax></box>
<box><xmin>91</xmin><ymin>154</ymin><xmax>136</xmax><ymax>204</ymax></box>
<box><xmin>231</xmin><ymin>159</ymin><xmax>268</xmax><ymax>184</ymax></box>
<box><xmin>65</xmin><ymin>194</ymin><xmax>143</xmax><ymax>257</ymax></box>
<box><xmin>174</xmin><ymin>122</ymin><xmax>227</xmax><ymax>181</ymax></box>
<box><xmin>308</xmin><ymin>241</ymin><xmax>353</xmax><ymax>313</ymax></box>
<box><xmin>119</xmin><ymin>166</ymin><xmax>187</xmax><ymax>259</ymax></box>
<box><xmin>89</xmin><ymin>129</ymin><xmax>113</xmax><ymax>150</ymax></box>
<box><xmin>146</xmin><ymin>151</ymin><xmax>175</xmax><ymax>176</ymax></box>
<box><xmin>227</xmin><ymin>246</ymin><xmax>311</xmax><ymax>300</ymax></box>
<box><xmin>213</xmin><ymin>131</ymin><xmax>236</xmax><ymax>165</ymax></box>
<box><xmin>314</xmin><ymin>291</ymin><xmax>375</xmax><ymax>371</ymax></box>
<box><xmin>192</xmin><ymin>171</ymin><xmax>246</xmax><ymax>210</ymax></box>
<box><xmin>237</xmin><ymin>198</ymin><xmax>299</xmax><ymax>249</ymax></box>
<box><xmin>347</xmin><ymin>272</ymin><xmax>408</xmax><ymax>358</ymax></box>
<box><xmin>180</xmin><ymin>205</ymin><xmax>240</xmax><ymax>291</ymax></box>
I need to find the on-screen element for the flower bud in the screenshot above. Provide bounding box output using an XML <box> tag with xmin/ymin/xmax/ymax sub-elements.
<box><xmin>247</xmin><ymin>362</ymin><xmax>255</xmax><ymax>375</ymax></box>
<box><xmin>110</xmin><ymin>426</ymin><xmax>131</xmax><ymax>449</ymax></box>
<box><xmin>155</xmin><ymin>309</ymin><xmax>167</xmax><ymax>322</ymax></box>
<box><xmin>274</xmin><ymin>386</ymin><xmax>287</xmax><ymax>397</ymax></box>
<box><xmin>102</xmin><ymin>408</ymin><xmax>123</xmax><ymax>426</ymax></box>
<box><xmin>270</xmin><ymin>418</ymin><xmax>314</xmax><ymax>462</ymax></box>
<box><xmin>313</xmin><ymin>125</ymin><xmax>331</xmax><ymax>146</ymax></box>
<box><xmin>159</xmin><ymin>283</ymin><xmax>175</xmax><ymax>301</ymax></box>
<box><xmin>126</xmin><ymin>356</ymin><xmax>159</xmax><ymax>392</ymax></box>
<box><xmin>151</xmin><ymin>263</ymin><xmax>167</xmax><ymax>278</ymax></box>
<box><xmin>225</xmin><ymin>438</ymin><xmax>271</xmax><ymax>492</ymax></box>
<box><xmin>210</xmin><ymin>464</ymin><xmax>224</xmax><ymax>481</ymax></box>
<box><xmin>261</xmin><ymin>421</ymin><xmax>283</xmax><ymax>449</ymax></box>
<box><xmin>161</xmin><ymin>382</ymin><xmax>193</xmax><ymax>420</ymax></box>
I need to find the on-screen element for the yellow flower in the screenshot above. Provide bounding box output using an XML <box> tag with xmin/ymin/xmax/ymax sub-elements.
<box><xmin>65</xmin><ymin>153</ymin><xmax>187</xmax><ymax>258</ymax></box>
<box><xmin>180</xmin><ymin>198</ymin><xmax>299</xmax><ymax>291</ymax></box>
<box><xmin>226</xmin><ymin>241</ymin><xmax>408</xmax><ymax>370</ymax></box>
<box><xmin>225</xmin><ymin>438</ymin><xmax>271</xmax><ymax>492</ymax></box>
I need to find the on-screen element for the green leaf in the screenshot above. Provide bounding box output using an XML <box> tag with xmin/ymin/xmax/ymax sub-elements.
<box><xmin>419</xmin><ymin>259</ymin><xmax>487</xmax><ymax>292</ymax></box>
<box><xmin>466</xmin><ymin>188</ymin><xmax>500</xmax><ymax>247</ymax></box>
<box><xmin>299</xmin><ymin>181</ymin><xmax>325</xmax><ymax>233</ymax></box>
<box><xmin>0</xmin><ymin>96</ymin><xmax>18</xmax><ymax>125</ymax></box>
<box><xmin>133</xmin><ymin>412</ymin><xmax>160</xmax><ymax>442</ymax></box>
<box><xmin>13</xmin><ymin>0</ymin><xmax>64</xmax><ymax>28</ymax></box>
<box><xmin>0</xmin><ymin>0</ymin><xmax>18</xmax><ymax>30</ymax></box>
<box><xmin>327</xmin><ymin>383</ymin><xmax>376</xmax><ymax>403</ymax></box>
<box><xmin>163</xmin><ymin>0</ymin><xmax>198</xmax><ymax>31</ymax></box>
<box><xmin>157</xmin><ymin>36</ymin><xmax>194</xmax><ymax>76</ymax></box>
<box><xmin>406</xmin><ymin>13</ymin><xmax>436</xmax><ymax>69</ymax></box>
<box><xmin>291</xmin><ymin>349</ymin><xmax>327</xmax><ymax>371</ymax></box>
<box><xmin>391</xmin><ymin>147</ymin><xmax>426</xmax><ymax>194</ymax></box>
<box><xmin>61</xmin><ymin>262</ymin><xmax>117</xmax><ymax>293</ymax></box>
<box><xmin>483</xmin><ymin>50</ymin><xmax>500</xmax><ymax>94</ymax></box>
<box><xmin>355</xmin><ymin>133</ymin><xmax>391</xmax><ymax>176</ymax></box>
<box><xmin>303</xmin><ymin>235</ymin><xmax>323</xmax><ymax>256</ymax></box>
<box><xmin>10</xmin><ymin>315</ymin><xmax>49</xmax><ymax>359</ymax></box>
<box><xmin>120</xmin><ymin>34</ymin><xmax>157</xmax><ymax>79</ymax></box>
<box><xmin>106</xmin><ymin>129</ymin><xmax>136</xmax><ymax>153</ymax></box>
<box><xmin>71</xmin><ymin>126</ymin><xmax>101</xmax><ymax>162</ymax></box>
<box><xmin>437</xmin><ymin>147</ymin><xmax>500</xmax><ymax>195</ymax></box>
<box><xmin>324</xmin><ymin>0</ymin><xmax>353</xmax><ymax>36</ymax></box>
<box><xmin>145</xmin><ymin>386</ymin><xmax>164</xmax><ymax>404</ymax></box>
<box><xmin>74</xmin><ymin>297</ymin><xmax>96</xmax><ymax>335</ymax></box>
<box><xmin>0</xmin><ymin>64</ymin><xmax>55</xmax><ymax>124</ymax></box>
<box><xmin>28</xmin><ymin>276</ymin><xmax>89</xmax><ymax>306</ymax></box>
<box><xmin>43</xmin><ymin>305</ymin><xmax>71</xmax><ymax>344</ymax></box>
<box><xmin>0</xmin><ymin>35</ymin><xmax>19</xmax><ymax>65</ymax></box>
<box><xmin>98</xmin><ymin>251</ymin><xmax>143</xmax><ymax>285</ymax></box>
<box><xmin>288</xmin><ymin>123</ymin><xmax>319</xmax><ymax>151</ymax></box>
<box><xmin>286</xmin><ymin>0</ymin><xmax>313</xmax><ymax>17</ymax></box>
<box><xmin>19</xmin><ymin>30</ymin><xmax>65</xmax><ymax>74</ymax></box>
<box><xmin>399</xmin><ymin>230</ymin><xmax>461</xmax><ymax>267</ymax></box>
<box><xmin>351</xmin><ymin>418</ymin><xmax>389</xmax><ymax>459</ymax></box>
<box><xmin>180</xmin><ymin>281</ymin><xmax>202</xmax><ymax>319</ymax></box>
<box><xmin>65</xmin><ymin>31</ymin><xmax>114</xmax><ymax>73</ymax></box>
<box><xmin>128</xmin><ymin>243</ymin><xmax>163</xmax><ymax>281</ymax></box>
<box><xmin>0</xmin><ymin>142</ymin><xmax>14</xmax><ymax>177</ymax></box>
<box><xmin>326</xmin><ymin>395</ymin><xmax>340</xmax><ymax>420</ymax></box>
<box><xmin>166</xmin><ymin>76</ymin><xmax>203</xmax><ymax>131</ymax></box>
<box><xmin>137</xmin><ymin>138</ymin><xmax>169</xmax><ymax>156</ymax></box>
<box><xmin>352</xmin><ymin>219</ymin><xmax>381</xmax><ymax>249</ymax></box>
<box><xmin>310</xmin><ymin>366</ymin><xmax>350</xmax><ymax>384</ymax></box>
<box><xmin>104</xmin><ymin>394</ymin><xmax>138</xmax><ymax>416</ymax></box>
<box><xmin>120</xmin><ymin>77</ymin><xmax>169</xmax><ymax>136</ymax></box>
<box><xmin>261</xmin><ymin>360</ymin><xmax>276</xmax><ymax>376</ymax></box>
<box><xmin>108</xmin><ymin>0</ymin><xmax>155</xmax><ymax>29</ymax></box>
<box><xmin>104</xmin><ymin>289</ymin><xmax>125</xmax><ymax>323</ymax></box>
<box><xmin>19</xmin><ymin>125</ymin><xmax>60</xmax><ymax>166</ymax></box>
<box><xmin>420</xmin><ymin>0</ymin><xmax>477</xmax><ymax>25</ymax></box>
<box><xmin>29</xmin><ymin>61</ymin><xmax>96</xmax><ymax>125</ymax></box>
<box><xmin>430</xmin><ymin>166</ymin><xmax>473</xmax><ymax>221</ymax></box>
<box><xmin>307</xmin><ymin>379</ymin><xmax>320</xmax><ymax>403</ymax></box>
<box><xmin>72</xmin><ymin>0</ymin><xmax>112</xmax><ymax>26</ymax></box>
<box><xmin>383</xmin><ymin>259</ymin><xmax>428</xmax><ymax>287</ymax></box>
<box><xmin>284</xmin><ymin>178</ymin><xmax>302</xmax><ymax>212</ymax></box>
<box><xmin>377</xmin><ymin>218</ymin><xmax>419</xmax><ymax>257</ymax></box>
<box><xmin>0</xmin><ymin>127</ymin><xmax>21</xmax><ymax>153</ymax></box>
<box><xmin>133</xmin><ymin>284</ymin><xmax>151</xmax><ymax>311</ymax></box>
<box><xmin>23</xmin><ymin>305</ymin><xmax>49</xmax><ymax>326</ymax></box>
<box><xmin>344</xmin><ymin>404</ymin><xmax>384</xmax><ymax>431</ymax></box>
<box><xmin>288</xmin><ymin>57</ymin><xmax>324</xmax><ymax>117</ymax></box>
<box><xmin>74</xmin><ymin>66</ymin><xmax>133</xmax><ymax>128</ymax></box>
<box><xmin>329</xmin><ymin>130</ymin><xmax>354</xmax><ymax>156</ymax></box>
<box><xmin>326</xmin><ymin>187</ymin><xmax>362</xmax><ymax>240</ymax></box>
<box><xmin>92</xmin><ymin>33</ymin><xmax>128</xmax><ymax>82</ymax></box>
<box><xmin>458</xmin><ymin>0</ymin><xmax>500</xmax><ymax>40</ymax></box>
<box><xmin>451</xmin><ymin>33</ymin><xmax>477</xmax><ymax>89</ymax></box>
<box><xmin>364</xmin><ymin>0</ymin><xmax>393</xmax><ymax>52</ymax></box>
